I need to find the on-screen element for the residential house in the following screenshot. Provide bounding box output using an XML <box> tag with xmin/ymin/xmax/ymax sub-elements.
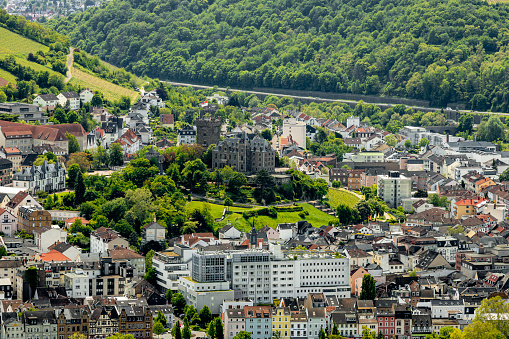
<box><xmin>57</xmin><ymin>92</ymin><xmax>80</xmax><ymax>110</ymax></box>
<box><xmin>272</xmin><ymin>307</ymin><xmax>291</xmax><ymax>339</ymax></box>
<box><xmin>160</xmin><ymin>114</ymin><xmax>174</xmax><ymax>128</ymax></box>
<box><xmin>6</xmin><ymin>191</ymin><xmax>41</xmax><ymax>219</ymax></box>
<box><xmin>13</xmin><ymin>161</ymin><xmax>66</xmax><ymax>194</ymax></box>
<box><xmin>219</xmin><ymin>224</ymin><xmax>242</xmax><ymax>239</ymax></box>
<box><xmin>79</xmin><ymin>89</ymin><xmax>94</xmax><ymax>104</ymax></box>
<box><xmin>112</xmin><ymin>129</ymin><xmax>142</xmax><ymax>155</ymax></box>
<box><xmin>244</xmin><ymin>306</ymin><xmax>272</xmax><ymax>339</ymax></box>
<box><xmin>90</xmin><ymin>227</ymin><xmax>129</xmax><ymax>254</ymax></box>
<box><xmin>453</xmin><ymin>198</ymin><xmax>488</xmax><ymax>219</ymax></box>
<box><xmin>108</xmin><ymin>247</ymin><xmax>146</xmax><ymax>275</ymax></box>
<box><xmin>0</xmin><ymin>102</ymin><xmax>49</xmax><ymax>125</ymax></box>
<box><xmin>224</xmin><ymin>308</ymin><xmax>246</xmax><ymax>339</ymax></box>
<box><xmin>141</xmin><ymin>221</ymin><xmax>166</xmax><ymax>246</ymax></box>
<box><xmin>0</xmin><ymin>147</ymin><xmax>22</xmax><ymax>170</ymax></box>
<box><xmin>0</xmin><ymin>208</ymin><xmax>16</xmax><ymax>237</ymax></box>
<box><xmin>33</xmin><ymin>94</ymin><xmax>59</xmax><ymax>108</ymax></box>
<box><xmin>34</xmin><ymin>225</ymin><xmax>67</xmax><ymax>252</ymax></box>
<box><xmin>17</xmin><ymin>205</ymin><xmax>52</xmax><ymax>235</ymax></box>
<box><xmin>348</xmin><ymin>169</ymin><xmax>364</xmax><ymax>190</ymax></box>
<box><xmin>177</xmin><ymin>124</ymin><xmax>196</xmax><ymax>145</ymax></box>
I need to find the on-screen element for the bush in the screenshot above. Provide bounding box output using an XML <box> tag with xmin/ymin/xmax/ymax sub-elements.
<box><xmin>274</xmin><ymin>206</ymin><xmax>303</xmax><ymax>212</ymax></box>
<box><xmin>298</xmin><ymin>212</ymin><xmax>306</xmax><ymax>219</ymax></box>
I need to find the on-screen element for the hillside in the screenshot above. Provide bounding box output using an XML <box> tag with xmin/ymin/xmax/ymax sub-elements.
<box><xmin>0</xmin><ymin>13</ymin><xmax>139</xmax><ymax>103</ymax></box>
<box><xmin>47</xmin><ymin>0</ymin><xmax>509</xmax><ymax>112</ymax></box>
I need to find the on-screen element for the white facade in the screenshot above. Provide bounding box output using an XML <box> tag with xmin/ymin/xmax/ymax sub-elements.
<box><xmin>33</xmin><ymin>95</ymin><xmax>58</xmax><ymax>108</ymax></box>
<box><xmin>377</xmin><ymin>172</ymin><xmax>412</xmax><ymax>208</ymax></box>
<box><xmin>282</xmin><ymin>120</ymin><xmax>306</xmax><ymax>149</ymax></box>
<box><xmin>64</xmin><ymin>270</ymin><xmax>90</xmax><ymax>298</ymax></box>
<box><xmin>90</xmin><ymin>229</ymin><xmax>129</xmax><ymax>254</ymax></box>
<box><xmin>231</xmin><ymin>251</ymin><xmax>272</xmax><ymax>304</ymax></box>
<box><xmin>34</xmin><ymin>225</ymin><xmax>67</xmax><ymax>252</ymax></box>
<box><xmin>80</xmin><ymin>89</ymin><xmax>94</xmax><ymax>104</ymax></box>
<box><xmin>177</xmin><ymin>125</ymin><xmax>196</xmax><ymax>146</ymax></box>
<box><xmin>346</xmin><ymin>116</ymin><xmax>360</xmax><ymax>128</ymax></box>
<box><xmin>57</xmin><ymin>93</ymin><xmax>80</xmax><ymax>110</ymax></box>
<box><xmin>178</xmin><ymin>277</ymin><xmax>234</xmax><ymax>315</ymax></box>
<box><xmin>351</xmin><ymin>152</ymin><xmax>383</xmax><ymax>163</ymax></box>
<box><xmin>270</xmin><ymin>249</ymin><xmax>350</xmax><ymax>300</ymax></box>
<box><xmin>152</xmin><ymin>252</ymin><xmax>191</xmax><ymax>292</ymax></box>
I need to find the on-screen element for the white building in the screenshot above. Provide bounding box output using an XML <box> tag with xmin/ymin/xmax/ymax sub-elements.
<box><xmin>435</xmin><ymin>237</ymin><xmax>459</xmax><ymax>264</ymax></box>
<box><xmin>377</xmin><ymin>171</ymin><xmax>412</xmax><ymax>208</ymax></box>
<box><xmin>1</xmin><ymin>312</ymin><xmax>24</xmax><ymax>339</ymax></box>
<box><xmin>270</xmin><ymin>244</ymin><xmax>350</xmax><ymax>300</ymax></box>
<box><xmin>57</xmin><ymin>92</ymin><xmax>80</xmax><ymax>110</ymax></box>
<box><xmin>178</xmin><ymin>278</ymin><xmax>234</xmax><ymax>315</ymax></box>
<box><xmin>12</xmin><ymin>161</ymin><xmax>66</xmax><ymax>194</ymax></box>
<box><xmin>346</xmin><ymin>116</ymin><xmax>360</xmax><ymax>128</ymax></box>
<box><xmin>282</xmin><ymin>120</ymin><xmax>306</xmax><ymax>150</ymax></box>
<box><xmin>33</xmin><ymin>94</ymin><xmax>59</xmax><ymax>108</ymax></box>
<box><xmin>177</xmin><ymin>124</ymin><xmax>196</xmax><ymax>145</ymax></box>
<box><xmin>80</xmin><ymin>89</ymin><xmax>94</xmax><ymax>104</ymax></box>
<box><xmin>152</xmin><ymin>246</ymin><xmax>195</xmax><ymax>292</ymax></box>
<box><xmin>90</xmin><ymin>227</ymin><xmax>129</xmax><ymax>254</ymax></box>
<box><xmin>230</xmin><ymin>251</ymin><xmax>272</xmax><ymax>304</ymax></box>
<box><xmin>34</xmin><ymin>225</ymin><xmax>67</xmax><ymax>252</ymax></box>
<box><xmin>142</xmin><ymin>221</ymin><xmax>166</xmax><ymax>246</ymax></box>
<box><xmin>64</xmin><ymin>269</ymin><xmax>90</xmax><ymax>298</ymax></box>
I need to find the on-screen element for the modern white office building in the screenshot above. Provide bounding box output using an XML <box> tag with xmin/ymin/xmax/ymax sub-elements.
<box><xmin>377</xmin><ymin>171</ymin><xmax>412</xmax><ymax>208</ymax></box>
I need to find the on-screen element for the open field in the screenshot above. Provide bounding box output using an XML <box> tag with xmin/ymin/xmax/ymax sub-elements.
<box><xmin>0</xmin><ymin>68</ymin><xmax>17</xmax><ymax>83</ymax></box>
<box><xmin>186</xmin><ymin>201</ymin><xmax>337</xmax><ymax>232</ymax></box>
<box><xmin>70</xmin><ymin>67</ymin><xmax>139</xmax><ymax>102</ymax></box>
<box><xmin>0</xmin><ymin>27</ymin><xmax>48</xmax><ymax>55</ymax></box>
<box><xmin>324</xmin><ymin>188</ymin><xmax>360</xmax><ymax>209</ymax></box>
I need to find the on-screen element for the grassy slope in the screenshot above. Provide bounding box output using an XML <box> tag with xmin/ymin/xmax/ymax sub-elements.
<box><xmin>186</xmin><ymin>201</ymin><xmax>337</xmax><ymax>233</ymax></box>
<box><xmin>324</xmin><ymin>188</ymin><xmax>360</xmax><ymax>209</ymax></box>
<box><xmin>70</xmin><ymin>66</ymin><xmax>139</xmax><ymax>102</ymax></box>
<box><xmin>0</xmin><ymin>27</ymin><xmax>49</xmax><ymax>55</ymax></box>
<box><xmin>0</xmin><ymin>26</ymin><xmax>139</xmax><ymax>102</ymax></box>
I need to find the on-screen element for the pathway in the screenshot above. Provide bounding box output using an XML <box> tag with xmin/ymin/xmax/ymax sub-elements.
<box><xmin>64</xmin><ymin>47</ymin><xmax>74</xmax><ymax>83</ymax></box>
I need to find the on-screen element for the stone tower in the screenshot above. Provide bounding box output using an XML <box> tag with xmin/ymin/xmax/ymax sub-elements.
<box><xmin>196</xmin><ymin>117</ymin><xmax>221</xmax><ymax>148</ymax></box>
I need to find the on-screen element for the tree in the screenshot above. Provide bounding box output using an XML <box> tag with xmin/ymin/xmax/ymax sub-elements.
<box><xmin>0</xmin><ymin>246</ymin><xmax>7</xmax><ymax>257</ymax></box>
<box><xmin>67</xmin><ymin>164</ymin><xmax>81</xmax><ymax>189</ymax></box>
<box><xmin>272</xmin><ymin>331</ymin><xmax>282</xmax><ymax>339</ymax></box>
<box><xmin>474</xmin><ymin>296</ymin><xmax>509</xmax><ymax>337</ymax></box>
<box><xmin>404</xmin><ymin>139</ymin><xmax>412</xmax><ymax>149</ymax></box>
<box><xmin>214</xmin><ymin>318</ymin><xmax>224</xmax><ymax>339</ymax></box>
<box><xmin>233</xmin><ymin>332</ymin><xmax>251</xmax><ymax>339</ymax></box>
<box><xmin>66</xmin><ymin>132</ymin><xmax>80</xmax><ymax>154</ymax></box>
<box><xmin>207</xmin><ymin>319</ymin><xmax>216</xmax><ymax>339</ymax></box>
<box><xmin>153</xmin><ymin>321</ymin><xmax>165</xmax><ymax>338</ymax></box>
<box><xmin>91</xmin><ymin>92</ymin><xmax>103</xmax><ymax>107</ymax></box>
<box><xmin>360</xmin><ymin>274</ymin><xmax>376</xmax><ymax>300</ymax></box>
<box><xmin>319</xmin><ymin>326</ymin><xmax>326</xmax><ymax>339</ymax></box>
<box><xmin>461</xmin><ymin>321</ymin><xmax>504</xmax><ymax>339</ymax></box>
<box><xmin>190</xmin><ymin>313</ymin><xmax>201</xmax><ymax>326</ymax></box>
<box><xmin>427</xmin><ymin>193</ymin><xmax>448</xmax><ymax>207</ymax></box>
<box><xmin>182</xmin><ymin>318</ymin><xmax>191</xmax><ymax>339</ymax></box>
<box><xmin>54</xmin><ymin>107</ymin><xmax>67</xmax><ymax>124</ymax></box>
<box><xmin>337</xmin><ymin>204</ymin><xmax>353</xmax><ymax>225</ymax></box>
<box><xmin>419</xmin><ymin>137</ymin><xmax>430</xmax><ymax>147</ymax></box>
<box><xmin>25</xmin><ymin>266</ymin><xmax>39</xmax><ymax>298</ymax></box>
<box><xmin>355</xmin><ymin>200</ymin><xmax>372</xmax><ymax>222</ymax></box>
<box><xmin>66</xmin><ymin>152</ymin><xmax>92</xmax><ymax>172</ymax></box>
<box><xmin>384</xmin><ymin>134</ymin><xmax>397</xmax><ymax>147</ymax></box>
<box><xmin>477</xmin><ymin>116</ymin><xmax>505</xmax><ymax>142</ymax></box>
<box><xmin>155</xmin><ymin>311</ymin><xmax>167</xmax><ymax>326</ymax></box>
<box><xmin>409</xmin><ymin>270</ymin><xmax>417</xmax><ymax>277</ymax></box>
<box><xmin>199</xmin><ymin>305</ymin><xmax>213</xmax><ymax>328</ymax></box>
<box><xmin>109</xmin><ymin>143</ymin><xmax>124</xmax><ymax>166</ymax></box>
<box><xmin>414</xmin><ymin>189</ymin><xmax>428</xmax><ymax>198</ymax></box>
<box><xmin>74</xmin><ymin>171</ymin><xmax>85</xmax><ymax>205</ymax></box>
<box><xmin>457</xmin><ymin>114</ymin><xmax>473</xmax><ymax>133</ymax></box>
<box><xmin>173</xmin><ymin>321</ymin><xmax>182</xmax><ymax>339</ymax></box>
<box><xmin>499</xmin><ymin>168</ymin><xmax>509</xmax><ymax>182</ymax></box>
<box><xmin>332</xmin><ymin>324</ymin><xmax>339</xmax><ymax>335</ymax></box>
<box><xmin>165</xmin><ymin>289</ymin><xmax>173</xmax><ymax>303</ymax></box>
<box><xmin>261</xmin><ymin>129</ymin><xmax>273</xmax><ymax>141</ymax></box>
<box><xmin>171</xmin><ymin>293</ymin><xmax>187</xmax><ymax>314</ymax></box>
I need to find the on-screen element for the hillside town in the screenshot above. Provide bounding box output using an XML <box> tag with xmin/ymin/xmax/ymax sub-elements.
<box><xmin>0</xmin><ymin>88</ymin><xmax>508</xmax><ymax>339</ymax></box>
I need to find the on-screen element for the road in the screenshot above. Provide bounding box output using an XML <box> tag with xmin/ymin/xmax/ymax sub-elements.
<box><xmin>64</xmin><ymin>47</ymin><xmax>74</xmax><ymax>83</ymax></box>
<box><xmin>164</xmin><ymin>80</ymin><xmax>509</xmax><ymax>117</ymax></box>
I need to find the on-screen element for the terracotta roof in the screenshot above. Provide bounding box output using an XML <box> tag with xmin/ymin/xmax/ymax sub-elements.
<box><xmin>455</xmin><ymin>198</ymin><xmax>487</xmax><ymax>206</ymax></box>
<box><xmin>40</xmin><ymin>249</ymin><xmax>71</xmax><ymax>262</ymax></box>
<box><xmin>2</xmin><ymin>147</ymin><xmax>22</xmax><ymax>154</ymax></box>
<box><xmin>65</xmin><ymin>217</ymin><xmax>89</xmax><ymax>224</ymax></box>
<box><xmin>160</xmin><ymin>114</ymin><xmax>174</xmax><ymax>125</ymax></box>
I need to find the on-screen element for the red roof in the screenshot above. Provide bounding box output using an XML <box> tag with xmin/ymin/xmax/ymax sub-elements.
<box><xmin>65</xmin><ymin>217</ymin><xmax>89</xmax><ymax>224</ymax></box>
<box><xmin>160</xmin><ymin>114</ymin><xmax>174</xmax><ymax>125</ymax></box>
<box><xmin>455</xmin><ymin>198</ymin><xmax>487</xmax><ymax>206</ymax></box>
<box><xmin>40</xmin><ymin>250</ymin><xmax>71</xmax><ymax>262</ymax></box>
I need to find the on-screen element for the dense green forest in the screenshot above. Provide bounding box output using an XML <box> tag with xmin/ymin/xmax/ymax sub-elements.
<box><xmin>47</xmin><ymin>0</ymin><xmax>509</xmax><ymax>111</ymax></box>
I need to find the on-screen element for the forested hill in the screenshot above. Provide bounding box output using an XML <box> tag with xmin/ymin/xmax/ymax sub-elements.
<box><xmin>48</xmin><ymin>0</ymin><xmax>509</xmax><ymax>111</ymax></box>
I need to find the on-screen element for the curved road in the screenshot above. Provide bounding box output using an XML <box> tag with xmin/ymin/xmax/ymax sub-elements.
<box><xmin>64</xmin><ymin>47</ymin><xmax>74</xmax><ymax>83</ymax></box>
<box><xmin>164</xmin><ymin>80</ymin><xmax>509</xmax><ymax>117</ymax></box>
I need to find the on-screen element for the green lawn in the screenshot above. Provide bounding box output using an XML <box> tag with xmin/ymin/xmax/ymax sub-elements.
<box><xmin>186</xmin><ymin>201</ymin><xmax>337</xmax><ymax>232</ymax></box>
<box><xmin>324</xmin><ymin>188</ymin><xmax>360</xmax><ymax>209</ymax></box>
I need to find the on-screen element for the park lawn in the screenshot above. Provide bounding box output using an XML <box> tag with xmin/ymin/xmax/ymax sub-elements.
<box><xmin>70</xmin><ymin>67</ymin><xmax>139</xmax><ymax>103</ymax></box>
<box><xmin>187</xmin><ymin>201</ymin><xmax>337</xmax><ymax>233</ymax></box>
<box><xmin>0</xmin><ymin>27</ymin><xmax>48</xmax><ymax>56</ymax></box>
<box><xmin>325</xmin><ymin>188</ymin><xmax>360</xmax><ymax>209</ymax></box>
